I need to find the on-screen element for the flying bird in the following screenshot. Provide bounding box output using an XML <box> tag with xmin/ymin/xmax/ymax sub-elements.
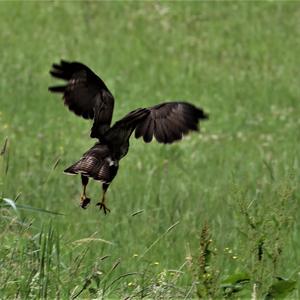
<box><xmin>49</xmin><ymin>60</ymin><xmax>208</xmax><ymax>214</ymax></box>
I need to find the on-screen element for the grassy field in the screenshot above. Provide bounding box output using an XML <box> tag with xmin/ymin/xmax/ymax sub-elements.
<box><xmin>0</xmin><ymin>1</ymin><xmax>300</xmax><ymax>299</ymax></box>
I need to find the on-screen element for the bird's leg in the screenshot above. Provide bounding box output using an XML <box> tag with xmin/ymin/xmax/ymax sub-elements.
<box><xmin>96</xmin><ymin>183</ymin><xmax>110</xmax><ymax>214</ymax></box>
<box><xmin>80</xmin><ymin>175</ymin><xmax>91</xmax><ymax>209</ymax></box>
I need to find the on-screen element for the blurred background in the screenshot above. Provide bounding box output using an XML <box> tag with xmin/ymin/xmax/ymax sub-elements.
<box><xmin>0</xmin><ymin>2</ymin><xmax>299</xmax><ymax>298</ymax></box>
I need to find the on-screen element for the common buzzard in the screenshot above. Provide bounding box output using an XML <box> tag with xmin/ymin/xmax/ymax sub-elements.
<box><xmin>49</xmin><ymin>60</ymin><xmax>208</xmax><ymax>214</ymax></box>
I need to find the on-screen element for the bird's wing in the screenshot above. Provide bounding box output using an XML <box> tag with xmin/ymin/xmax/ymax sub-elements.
<box><xmin>49</xmin><ymin>60</ymin><xmax>114</xmax><ymax>139</ymax></box>
<box><xmin>105</xmin><ymin>102</ymin><xmax>208</xmax><ymax>145</ymax></box>
<box><xmin>135</xmin><ymin>102</ymin><xmax>208</xmax><ymax>143</ymax></box>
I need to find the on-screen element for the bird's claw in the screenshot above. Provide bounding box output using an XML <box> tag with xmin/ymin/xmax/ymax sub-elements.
<box><xmin>80</xmin><ymin>196</ymin><xmax>91</xmax><ymax>209</ymax></box>
<box><xmin>96</xmin><ymin>202</ymin><xmax>111</xmax><ymax>215</ymax></box>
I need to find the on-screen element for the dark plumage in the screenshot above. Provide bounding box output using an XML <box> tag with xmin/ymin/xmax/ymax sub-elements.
<box><xmin>49</xmin><ymin>60</ymin><xmax>208</xmax><ymax>214</ymax></box>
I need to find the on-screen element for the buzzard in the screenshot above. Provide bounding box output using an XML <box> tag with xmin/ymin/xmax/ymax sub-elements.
<box><xmin>49</xmin><ymin>60</ymin><xmax>208</xmax><ymax>214</ymax></box>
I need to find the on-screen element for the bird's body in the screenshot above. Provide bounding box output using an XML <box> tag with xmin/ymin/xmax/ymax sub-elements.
<box><xmin>65</xmin><ymin>143</ymin><xmax>119</xmax><ymax>183</ymax></box>
<box><xmin>49</xmin><ymin>60</ymin><xmax>208</xmax><ymax>214</ymax></box>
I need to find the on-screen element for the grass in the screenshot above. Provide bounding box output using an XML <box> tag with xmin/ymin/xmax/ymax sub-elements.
<box><xmin>0</xmin><ymin>1</ymin><xmax>300</xmax><ymax>298</ymax></box>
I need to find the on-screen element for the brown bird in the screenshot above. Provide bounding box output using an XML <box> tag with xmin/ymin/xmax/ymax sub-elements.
<box><xmin>49</xmin><ymin>60</ymin><xmax>208</xmax><ymax>214</ymax></box>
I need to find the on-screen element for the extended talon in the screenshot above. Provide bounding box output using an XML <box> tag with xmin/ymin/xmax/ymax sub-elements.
<box><xmin>96</xmin><ymin>202</ymin><xmax>111</xmax><ymax>215</ymax></box>
<box><xmin>80</xmin><ymin>196</ymin><xmax>91</xmax><ymax>209</ymax></box>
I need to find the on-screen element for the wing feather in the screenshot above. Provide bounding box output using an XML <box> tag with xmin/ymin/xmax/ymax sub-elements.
<box><xmin>134</xmin><ymin>102</ymin><xmax>208</xmax><ymax>144</ymax></box>
<box><xmin>154</xmin><ymin>119</ymin><xmax>167</xmax><ymax>143</ymax></box>
<box><xmin>49</xmin><ymin>60</ymin><xmax>114</xmax><ymax>139</ymax></box>
<box><xmin>106</xmin><ymin>101</ymin><xmax>208</xmax><ymax>146</ymax></box>
<box><xmin>144</xmin><ymin>119</ymin><xmax>155</xmax><ymax>143</ymax></box>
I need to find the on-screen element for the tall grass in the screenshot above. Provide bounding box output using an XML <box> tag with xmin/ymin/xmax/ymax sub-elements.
<box><xmin>1</xmin><ymin>1</ymin><xmax>300</xmax><ymax>298</ymax></box>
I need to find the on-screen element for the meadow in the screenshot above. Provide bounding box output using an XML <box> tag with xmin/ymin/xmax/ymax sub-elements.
<box><xmin>0</xmin><ymin>2</ymin><xmax>300</xmax><ymax>299</ymax></box>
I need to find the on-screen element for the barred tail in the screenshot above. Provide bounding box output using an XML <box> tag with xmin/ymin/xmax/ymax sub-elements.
<box><xmin>64</xmin><ymin>156</ymin><xmax>100</xmax><ymax>176</ymax></box>
<box><xmin>64</xmin><ymin>156</ymin><xmax>118</xmax><ymax>183</ymax></box>
<box><xmin>64</xmin><ymin>161</ymin><xmax>81</xmax><ymax>175</ymax></box>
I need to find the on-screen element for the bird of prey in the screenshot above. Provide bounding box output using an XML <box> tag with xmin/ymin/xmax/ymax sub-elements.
<box><xmin>49</xmin><ymin>60</ymin><xmax>208</xmax><ymax>214</ymax></box>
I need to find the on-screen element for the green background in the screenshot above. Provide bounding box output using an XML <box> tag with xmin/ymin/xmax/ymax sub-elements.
<box><xmin>0</xmin><ymin>2</ymin><xmax>299</xmax><ymax>298</ymax></box>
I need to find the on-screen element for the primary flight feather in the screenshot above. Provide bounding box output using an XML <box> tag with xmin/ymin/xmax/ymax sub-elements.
<box><xmin>49</xmin><ymin>60</ymin><xmax>208</xmax><ymax>214</ymax></box>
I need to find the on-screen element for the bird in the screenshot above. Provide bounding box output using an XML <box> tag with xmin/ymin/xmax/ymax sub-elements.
<box><xmin>49</xmin><ymin>60</ymin><xmax>208</xmax><ymax>214</ymax></box>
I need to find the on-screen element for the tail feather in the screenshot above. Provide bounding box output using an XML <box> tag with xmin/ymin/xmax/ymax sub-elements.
<box><xmin>64</xmin><ymin>163</ymin><xmax>80</xmax><ymax>175</ymax></box>
<box><xmin>64</xmin><ymin>156</ymin><xmax>118</xmax><ymax>183</ymax></box>
<box><xmin>64</xmin><ymin>156</ymin><xmax>100</xmax><ymax>175</ymax></box>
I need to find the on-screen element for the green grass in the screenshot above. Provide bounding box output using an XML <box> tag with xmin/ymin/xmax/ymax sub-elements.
<box><xmin>1</xmin><ymin>1</ymin><xmax>300</xmax><ymax>298</ymax></box>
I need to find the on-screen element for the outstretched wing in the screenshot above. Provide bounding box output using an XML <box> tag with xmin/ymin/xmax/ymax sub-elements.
<box><xmin>105</xmin><ymin>102</ymin><xmax>208</xmax><ymax>145</ymax></box>
<box><xmin>135</xmin><ymin>102</ymin><xmax>208</xmax><ymax>143</ymax></box>
<box><xmin>48</xmin><ymin>60</ymin><xmax>114</xmax><ymax>139</ymax></box>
